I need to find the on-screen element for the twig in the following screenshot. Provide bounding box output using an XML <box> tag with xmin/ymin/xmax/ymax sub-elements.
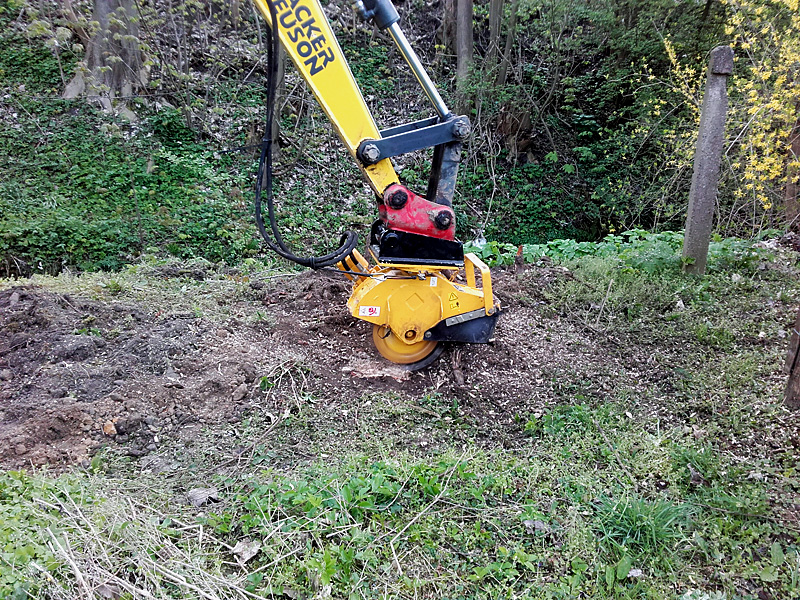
<box><xmin>46</xmin><ymin>529</ymin><xmax>92</xmax><ymax>599</ymax></box>
<box><xmin>594</xmin><ymin>278</ymin><xmax>614</xmax><ymax>327</ymax></box>
<box><xmin>386</xmin><ymin>451</ymin><xmax>468</xmax><ymax>547</ymax></box>
<box><xmin>689</xmin><ymin>502</ymin><xmax>800</xmax><ymax>531</ymax></box>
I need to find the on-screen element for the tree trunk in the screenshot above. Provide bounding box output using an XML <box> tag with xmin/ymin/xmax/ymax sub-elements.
<box><xmin>64</xmin><ymin>0</ymin><xmax>147</xmax><ymax>111</ymax></box>
<box><xmin>455</xmin><ymin>0</ymin><xmax>473</xmax><ymax>110</ymax></box>
<box><xmin>440</xmin><ymin>0</ymin><xmax>456</xmax><ymax>55</ymax></box>
<box><xmin>785</xmin><ymin>116</ymin><xmax>800</xmax><ymax>233</ymax></box>
<box><xmin>229</xmin><ymin>0</ymin><xmax>241</xmax><ymax>29</ymax></box>
<box><xmin>496</xmin><ymin>0</ymin><xmax>518</xmax><ymax>86</ymax></box>
<box><xmin>487</xmin><ymin>0</ymin><xmax>504</xmax><ymax>69</ymax></box>
<box><xmin>785</xmin><ymin>306</ymin><xmax>800</xmax><ymax>409</ymax></box>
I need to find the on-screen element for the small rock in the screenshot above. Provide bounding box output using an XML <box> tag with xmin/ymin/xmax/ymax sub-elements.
<box><xmin>102</xmin><ymin>421</ymin><xmax>117</xmax><ymax>436</ymax></box>
<box><xmin>113</xmin><ymin>379</ymin><xmax>125</xmax><ymax>386</ymax></box>
<box><xmin>146</xmin><ymin>443</ymin><xmax>157</xmax><ymax>451</ymax></box>
<box><xmin>241</xmin><ymin>363</ymin><xmax>257</xmax><ymax>383</ymax></box>
<box><xmin>232</xmin><ymin>383</ymin><xmax>249</xmax><ymax>402</ymax></box>
<box><xmin>96</xmin><ymin>583</ymin><xmax>122</xmax><ymax>599</ymax></box>
<box><xmin>216</xmin><ymin>328</ymin><xmax>229</xmax><ymax>338</ymax></box>
<box><xmin>14</xmin><ymin>444</ymin><xmax>27</xmax><ymax>456</ymax></box>
<box><xmin>0</xmin><ymin>369</ymin><xmax>12</xmax><ymax>381</ymax></box>
<box><xmin>115</xmin><ymin>416</ymin><xmax>141</xmax><ymax>435</ymax></box>
<box><xmin>109</xmin><ymin>392</ymin><xmax>124</xmax><ymax>402</ymax></box>
<box><xmin>9</xmin><ymin>291</ymin><xmax>20</xmax><ymax>308</ymax></box>
<box><xmin>187</xmin><ymin>487</ymin><xmax>219</xmax><ymax>507</ymax></box>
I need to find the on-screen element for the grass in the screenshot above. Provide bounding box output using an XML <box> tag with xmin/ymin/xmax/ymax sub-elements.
<box><xmin>3</xmin><ymin>396</ymin><xmax>798</xmax><ymax>599</ymax></box>
<box><xmin>1</xmin><ymin>241</ymin><xmax>799</xmax><ymax>599</ymax></box>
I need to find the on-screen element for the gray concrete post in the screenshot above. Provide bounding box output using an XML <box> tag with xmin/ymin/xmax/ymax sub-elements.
<box><xmin>681</xmin><ymin>45</ymin><xmax>734</xmax><ymax>275</ymax></box>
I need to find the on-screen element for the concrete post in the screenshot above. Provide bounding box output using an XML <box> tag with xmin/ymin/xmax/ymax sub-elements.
<box><xmin>681</xmin><ymin>46</ymin><xmax>734</xmax><ymax>275</ymax></box>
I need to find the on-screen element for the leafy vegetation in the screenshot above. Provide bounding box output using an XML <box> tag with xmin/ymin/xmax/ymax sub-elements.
<box><xmin>3</xmin><ymin>400</ymin><xmax>797</xmax><ymax>598</ymax></box>
<box><xmin>465</xmin><ymin>229</ymin><xmax>774</xmax><ymax>274</ymax></box>
<box><xmin>0</xmin><ymin>471</ymin><xmax>90</xmax><ymax>599</ymax></box>
<box><xmin>1</xmin><ymin>0</ymin><xmax>798</xmax><ymax>274</ymax></box>
<box><xmin>0</xmin><ymin>234</ymin><xmax>797</xmax><ymax>598</ymax></box>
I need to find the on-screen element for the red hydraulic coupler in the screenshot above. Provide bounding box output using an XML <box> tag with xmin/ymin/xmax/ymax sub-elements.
<box><xmin>378</xmin><ymin>184</ymin><xmax>456</xmax><ymax>241</ymax></box>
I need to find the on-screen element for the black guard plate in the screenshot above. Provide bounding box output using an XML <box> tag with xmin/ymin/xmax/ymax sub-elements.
<box><xmin>425</xmin><ymin>312</ymin><xmax>500</xmax><ymax>343</ymax></box>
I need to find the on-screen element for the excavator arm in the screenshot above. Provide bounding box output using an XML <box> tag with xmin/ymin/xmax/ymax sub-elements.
<box><xmin>250</xmin><ymin>0</ymin><xmax>399</xmax><ymax>196</ymax></box>
<box><xmin>251</xmin><ymin>0</ymin><xmax>500</xmax><ymax>368</ymax></box>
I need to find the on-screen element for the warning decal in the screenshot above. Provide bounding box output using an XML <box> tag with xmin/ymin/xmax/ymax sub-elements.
<box><xmin>358</xmin><ymin>306</ymin><xmax>380</xmax><ymax>317</ymax></box>
<box><xmin>448</xmin><ymin>292</ymin><xmax>459</xmax><ymax>310</ymax></box>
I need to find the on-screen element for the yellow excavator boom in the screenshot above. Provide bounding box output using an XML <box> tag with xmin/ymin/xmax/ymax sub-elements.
<box><xmin>250</xmin><ymin>0</ymin><xmax>399</xmax><ymax>195</ymax></box>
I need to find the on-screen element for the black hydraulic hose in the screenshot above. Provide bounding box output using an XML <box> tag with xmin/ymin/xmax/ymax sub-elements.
<box><xmin>254</xmin><ymin>0</ymin><xmax>359</xmax><ymax>269</ymax></box>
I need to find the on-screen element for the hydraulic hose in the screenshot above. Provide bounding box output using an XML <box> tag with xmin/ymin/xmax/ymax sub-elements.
<box><xmin>253</xmin><ymin>0</ymin><xmax>359</xmax><ymax>269</ymax></box>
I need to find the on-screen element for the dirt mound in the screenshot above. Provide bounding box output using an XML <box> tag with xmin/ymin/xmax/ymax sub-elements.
<box><xmin>0</xmin><ymin>266</ymin><xmax>624</xmax><ymax>469</ymax></box>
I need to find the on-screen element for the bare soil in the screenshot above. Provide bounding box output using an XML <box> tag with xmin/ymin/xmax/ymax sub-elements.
<box><xmin>0</xmin><ymin>263</ymin><xmax>792</xmax><ymax>472</ymax></box>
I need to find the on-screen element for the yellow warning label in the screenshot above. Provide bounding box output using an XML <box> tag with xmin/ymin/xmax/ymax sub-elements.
<box><xmin>449</xmin><ymin>301</ymin><xmax>460</xmax><ymax>310</ymax></box>
<box><xmin>448</xmin><ymin>292</ymin><xmax>458</xmax><ymax>301</ymax></box>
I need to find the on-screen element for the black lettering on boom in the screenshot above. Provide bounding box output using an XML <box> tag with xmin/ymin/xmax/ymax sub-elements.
<box><xmin>276</xmin><ymin>1</ymin><xmax>336</xmax><ymax>75</ymax></box>
<box><xmin>305</xmin><ymin>47</ymin><xmax>335</xmax><ymax>76</ymax></box>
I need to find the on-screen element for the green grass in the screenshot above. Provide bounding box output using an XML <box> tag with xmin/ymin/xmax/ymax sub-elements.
<box><xmin>3</xmin><ymin>392</ymin><xmax>797</xmax><ymax>599</ymax></box>
<box><xmin>1</xmin><ymin>171</ymin><xmax>799</xmax><ymax>599</ymax></box>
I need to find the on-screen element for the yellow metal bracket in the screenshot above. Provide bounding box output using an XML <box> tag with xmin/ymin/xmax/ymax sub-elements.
<box><xmin>464</xmin><ymin>253</ymin><xmax>495</xmax><ymax>316</ymax></box>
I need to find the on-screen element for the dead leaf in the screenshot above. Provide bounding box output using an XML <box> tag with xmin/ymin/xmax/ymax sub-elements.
<box><xmin>232</xmin><ymin>539</ymin><xmax>261</xmax><ymax>563</ymax></box>
<box><xmin>187</xmin><ymin>487</ymin><xmax>219</xmax><ymax>507</ymax></box>
<box><xmin>523</xmin><ymin>519</ymin><xmax>552</xmax><ymax>534</ymax></box>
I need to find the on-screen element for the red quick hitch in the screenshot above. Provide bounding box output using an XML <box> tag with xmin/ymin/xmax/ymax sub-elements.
<box><xmin>378</xmin><ymin>184</ymin><xmax>456</xmax><ymax>241</ymax></box>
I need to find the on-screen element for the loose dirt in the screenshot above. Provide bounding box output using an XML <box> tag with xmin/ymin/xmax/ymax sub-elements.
<box><xmin>0</xmin><ymin>266</ymin><xmax>597</xmax><ymax>468</ymax></box>
<box><xmin>0</xmin><ymin>261</ymin><xmax>791</xmax><ymax>471</ymax></box>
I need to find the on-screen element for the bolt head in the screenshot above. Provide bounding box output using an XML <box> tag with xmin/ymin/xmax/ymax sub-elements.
<box><xmin>434</xmin><ymin>210</ymin><xmax>453</xmax><ymax>230</ymax></box>
<box><xmin>387</xmin><ymin>190</ymin><xmax>408</xmax><ymax>209</ymax></box>
<box><xmin>452</xmin><ymin>118</ymin><xmax>471</xmax><ymax>140</ymax></box>
<box><xmin>361</xmin><ymin>143</ymin><xmax>381</xmax><ymax>164</ymax></box>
